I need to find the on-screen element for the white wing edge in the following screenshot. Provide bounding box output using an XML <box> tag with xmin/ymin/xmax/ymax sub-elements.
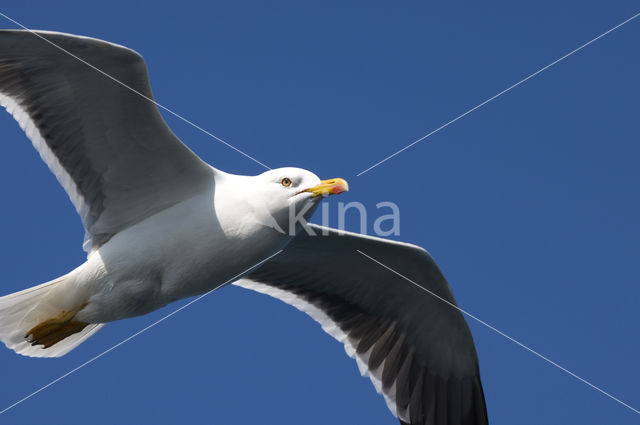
<box><xmin>0</xmin><ymin>92</ymin><xmax>91</xmax><ymax>249</ymax></box>
<box><xmin>233</xmin><ymin>278</ymin><xmax>410</xmax><ymax>423</ymax></box>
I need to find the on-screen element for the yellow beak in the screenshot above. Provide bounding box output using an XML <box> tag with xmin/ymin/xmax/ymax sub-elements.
<box><xmin>303</xmin><ymin>178</ymin><xmax>349</xmax><ymax>197</ymax></box>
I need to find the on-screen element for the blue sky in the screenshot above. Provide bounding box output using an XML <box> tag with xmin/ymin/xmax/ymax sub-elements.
<box><xmin>0</xmin><ymin>1</ymin><xmax>639</xmax><ymax>424</ymax></box>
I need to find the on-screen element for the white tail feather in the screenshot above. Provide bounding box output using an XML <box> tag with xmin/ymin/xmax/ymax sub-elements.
<box><xmin>0</xmin><ymin>276</ymin><xmax>103</xmax><ymax>358</ymax></box>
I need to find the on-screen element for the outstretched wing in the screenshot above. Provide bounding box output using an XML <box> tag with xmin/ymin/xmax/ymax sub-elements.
<box><xmin>0</xmin><ymin>30</ymin><xmax>213</xmax><ymax>251</ymax></box>
<box><xmin>234</xmin><ymin>224</ymin><xmax>488</xmax><ymax>425</ymax></box>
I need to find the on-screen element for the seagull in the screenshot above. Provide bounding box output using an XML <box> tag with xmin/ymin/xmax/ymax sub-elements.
<box><xmin>0</xmin><ymin>30</ymin><xmax>488</xmax><ymax>425</ymax></box>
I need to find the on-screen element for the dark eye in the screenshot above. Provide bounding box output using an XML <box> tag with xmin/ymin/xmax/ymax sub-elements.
<box><xmin>281</xmin><ymin>177</ymin><xmax>292</xmax><ymax>187</ymax></box>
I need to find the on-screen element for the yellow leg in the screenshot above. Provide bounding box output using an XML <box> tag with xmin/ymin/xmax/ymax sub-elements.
<box><xmin>25</xmin><ymin>305</ymin><xmax>89</xmax><ymax>349</ymax></box>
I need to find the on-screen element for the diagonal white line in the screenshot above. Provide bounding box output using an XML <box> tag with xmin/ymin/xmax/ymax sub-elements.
<box><xmin>356</xmin><ymin>249</ymin><xmax>640</xmax><ymax>415</ymax></box>
<box><xmin>356</xmin><ymin>11</ymin><xmax>640</xmax><ymax>177</ymax></box>
<box><xmin>0</xmin><ymin>11</ymin><xmax>271</xmax><ymax>171</ymax></box>
<box><xmin>0</xmin><ymin>249</ymin><xmax>282</xmax><ymax>416</ymax></box>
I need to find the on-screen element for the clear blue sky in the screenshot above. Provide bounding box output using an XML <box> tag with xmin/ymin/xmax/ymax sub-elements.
<box><xmin>0</xmin><ymin>1</ymin><xmax>639</xmax><ymax>424</ymax></box>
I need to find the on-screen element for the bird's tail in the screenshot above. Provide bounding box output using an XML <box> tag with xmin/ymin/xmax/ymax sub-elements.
<box><xmin>0</xmin><ymin>276</ymin><xmax>104</xmax><ymax>358</ymax></box>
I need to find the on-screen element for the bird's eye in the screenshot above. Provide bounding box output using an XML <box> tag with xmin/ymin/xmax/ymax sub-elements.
<box><xmin>281</xmin><ymin>177</ymin><xmax>292</xmax><ymax>187</ymax></box>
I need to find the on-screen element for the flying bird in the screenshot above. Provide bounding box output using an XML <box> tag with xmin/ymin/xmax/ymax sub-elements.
<box><xmin>0</xmin><ymin>30</ymin><xmax>488</xmax><ymax>425</ymax></box>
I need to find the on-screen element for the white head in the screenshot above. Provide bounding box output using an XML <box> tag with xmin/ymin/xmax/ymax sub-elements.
<box><xmin>223</xmin><ymin>167</ymin><xmax>348</xmax><ymax>236</ymax></box>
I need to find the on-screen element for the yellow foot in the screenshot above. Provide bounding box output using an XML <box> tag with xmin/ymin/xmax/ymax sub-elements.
<box><xmin>25</xmin><ymin>305</ymin><xmax>89</xmax><ymax>348</ymax></box>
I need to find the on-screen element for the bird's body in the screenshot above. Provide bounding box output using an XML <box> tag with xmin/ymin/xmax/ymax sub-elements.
<box><xmin>70</xmin><ymin>175</ymin><xmax>287</xmax><ymax>324</ymax></box>
<box><xmin>20</xmin><ymin>167</ymin><xmax>312</xmax><ymax>328</ymax></box>
<box><xmin>0</xmin><ymin>29</ymin><xmax>488</xmax><ymax>424</ymax></box>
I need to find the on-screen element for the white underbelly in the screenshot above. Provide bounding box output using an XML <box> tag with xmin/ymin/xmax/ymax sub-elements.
<box><xmin>76</xmin><ymin>193</ymin><xmax>291</xmax><ymax>323</ymax></box>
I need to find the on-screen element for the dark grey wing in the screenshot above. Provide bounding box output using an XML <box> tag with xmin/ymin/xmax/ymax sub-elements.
<box><xmin>234</xmin><ymin>224</ymin><xmax>488</xmax><ymax>425</ymax></box>
<box><xmin>0</xmin><ymin>30</ymin><xmax>213</xmax><ymax>251</ymax></box>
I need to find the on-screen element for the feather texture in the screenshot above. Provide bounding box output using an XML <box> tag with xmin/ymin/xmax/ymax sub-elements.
<box><xmin>234</xmin><ymin>223</ymin><xmax>489</xmax><ymax>424</ymax></box>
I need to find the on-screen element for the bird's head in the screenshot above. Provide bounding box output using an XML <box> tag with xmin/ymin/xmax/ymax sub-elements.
<box><xmin>247</xmin><ymin>167</ymin><xmax>349</xmax><ymax>234</ymax></box>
